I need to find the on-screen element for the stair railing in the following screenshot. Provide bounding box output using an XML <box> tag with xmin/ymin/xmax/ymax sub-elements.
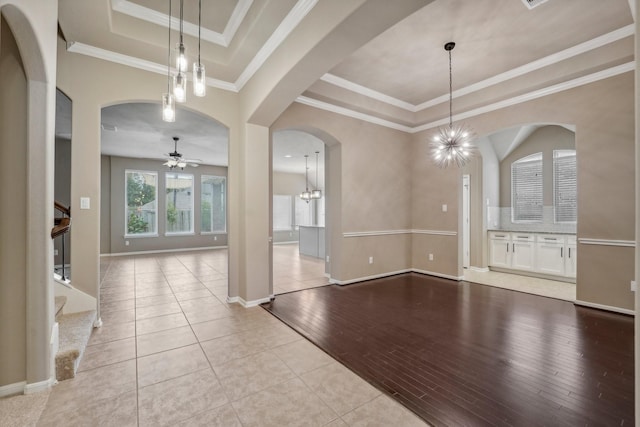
<box><xmin>51</xmin><ymin>201</ymin><xmax>71</xmax><ymax>281</ymax></box>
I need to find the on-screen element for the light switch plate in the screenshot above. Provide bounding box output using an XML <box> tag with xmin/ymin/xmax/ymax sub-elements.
<box><xmin>442</xmin><ymin>204</ymin><xmax>447</xmax><ymax>212</ymax></box>
<box><xmin>80</xmin><ymin>197</ymin><xmax>90</xmax><ymax>210</ymax></box>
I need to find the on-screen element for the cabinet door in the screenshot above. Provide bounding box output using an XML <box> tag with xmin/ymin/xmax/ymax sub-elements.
<box><xmin>489</xmin><ymin>239</ymin><xmax>510</xmax><ymax>268</ymax></box>
<box><xmin>536</xmin><ymin>239</ymin><xmax>565</xmax><ymax>276</ymax></box>
<box><xmin>511</xmin><ymin>240</ymin><xmax>535</xmax><ymax>271</ymax></box>
<box><xmin>565</xmin><ymin>243</ymin><xmax>577</xmax><ymax>278</ymax></box>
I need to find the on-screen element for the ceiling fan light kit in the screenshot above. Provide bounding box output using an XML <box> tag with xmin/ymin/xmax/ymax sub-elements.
<box><xmin>164</xmin><ymin>136</ymin><xmax>201</xmax><ymax>170</ymax></box>
<box><xmin>430</xmin><ymin>42</ymin><xmax>476</xmax><ymax>168</ymax></box>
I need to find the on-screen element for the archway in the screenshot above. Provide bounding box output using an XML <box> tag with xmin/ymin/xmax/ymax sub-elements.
<box><xmin>99</xmin><ymin>102</ymin><xmax>230</xmax><ymax>313</ymax></box>
<box><xmin>270</xmin><ymin>126</ymin><xmax>342</xmax><ymax>295</ymax></box>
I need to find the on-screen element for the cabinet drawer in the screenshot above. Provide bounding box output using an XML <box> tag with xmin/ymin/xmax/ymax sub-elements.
<box><xmin>537</xmin><ymin>234</ymin><xmax>565</xmax><ymax>244</ymax></box>
<box><xmin>489</xmin><ymin>232</ymin><xmax>510</xmax><ymax>240</ymax></box>
<box><xmin>512</xmin><ymin>233</ymin><xmax>534</xmax><ymax>242</ymax></box>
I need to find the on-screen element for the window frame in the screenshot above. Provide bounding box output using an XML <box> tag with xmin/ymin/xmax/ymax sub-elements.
<box><xmin>124</xmin><ymin>169</ymin><xmax>158</xmax><ymax>237</ymax></box>
<box><xmin>511</xmin><ymin>152</ymin><xmax>543</xmax><ymax>223</ymax></box>
<box><xmin>200</xmin><ymin>175</ymin><xmax>227</xmax><ymax>234</ymax></box>
<box><xmin>165</xmin><ymin>171</ymin><xmax>195</xmax><ymax>236</ymax></box>
<box><xmin>553</xmin><ymin>149</ymin><xmax>577</xmax><ymax>224</ymax></box>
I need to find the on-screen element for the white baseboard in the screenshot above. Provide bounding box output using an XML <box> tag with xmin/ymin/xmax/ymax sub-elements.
<box><xmin>469</xmin><ymin>266</ymin><xmax>490</xmax><ymax>273</ymax></box>
<box><xmin>0</xmin><ymin>381</ymin><xmax>26</xmax><ymax>398</ymax></box>
<box><xmin>574</xmin><ymin>300</ymin><xmax>635</xmax><ymax>316</ymax></box>
<box><xmin>329</xmin><ymin>269</ymin><xmax>411</xmax><ymax>285</ymax></box>
<box><xmin>273</xmin><ymin>241</ymin><xmax>298</xmax><ymax>245</ymax></box>
<box><xmin>412</xmin><ymin>269</ymin><xmax>463</xmax><ymax>281</ymax></box>
<box><xmin>24</xmin><ymin>378</ymin><xmax>54</xmax><ymax>394</ymax></box>
<box><xmin>227</xmin><ymin>295</ymin><xmax>273</xmax><ymax>308</ymax></box>
<box><xmin>102</xmin><ymin>245</ymin><xmax>228</xmax><ymax>257</ymax></box>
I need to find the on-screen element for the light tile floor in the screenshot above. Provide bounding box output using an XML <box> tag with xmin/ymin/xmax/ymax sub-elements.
<box><xmin>463</xmin><ymin>268</ymin><xmax>576</xmax><ymax>301</ymax></box>
<box><xmin>273</xmin><ymin>244</ymin><xmax>329</xmax><ymax>294</ymax></box>
<box><xmin>33</xmin><ymin>249</ymin><xmax>427</xmax><ymax>426</ymax></box>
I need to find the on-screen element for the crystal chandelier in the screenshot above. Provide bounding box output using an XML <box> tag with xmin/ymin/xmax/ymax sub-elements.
<box><xmin>430</xmin><ymin>42</ymin><xmax>476</xmax><ymax>168</ymax></box>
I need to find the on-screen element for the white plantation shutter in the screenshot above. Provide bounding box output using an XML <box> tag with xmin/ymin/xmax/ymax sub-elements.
<box><xmin>554</xmin><ymin>150</ymin><xmax>577</xmax><ymax>223</ymax></box>
<box><xmin>511</xmin><ymin>153</ymin><xmax>543</xmax><ymax>222</ymax></box>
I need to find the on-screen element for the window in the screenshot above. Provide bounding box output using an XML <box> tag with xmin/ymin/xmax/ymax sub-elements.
<box><xmin>166</xmin><ymin>172</ymin><xmax>194</xmax><ymax>234</ymax></box>
<box><xmin>273</xmin><ymin>195</ymin><xmax>293</xmax><ymax>231</ymax></box>
<box><xmin>295</xmin><ymin>197</ymin><xmax>313</xmax><ymax>227</ymax></box>
<box><xmin>511</xmin><ymin>153</ymin><xmax>543</xmax><ymax>222</ymax></box>
<box><xmin>201</xmin><ymin>175</ymin><xmax>226</xmax><ymax>233</ymax></box>
<box><xmin>125</xmin><ymin>170</ymin><xmax>157</xmax><ymax>235</ymax></box>
<box><xmin>554</xmin><ymin>150</ymin><xmax>577</xmax><ymax>223</ymax></box>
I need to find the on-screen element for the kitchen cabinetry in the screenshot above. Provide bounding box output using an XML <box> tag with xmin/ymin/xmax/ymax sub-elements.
<box><xmin>489</xmin><ymin>231</ymin><xmax>576</xmax><ymax>279</ymax></box>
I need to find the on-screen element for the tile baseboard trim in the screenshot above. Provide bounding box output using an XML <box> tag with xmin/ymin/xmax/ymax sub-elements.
<box><xmin>228</xmin><ymin>295</ymin><xmax>273</xmax><ymax>308</ymax></box>
<box><xmin>0</xmin><ymin>381</ymin><xmax>27</xmax><ymax>398</ymax></box>
<box><xmin>578</xmin><ymin>238</ymin><xmax>635</xmax><ymax>247</ymax></box>
<box><xmin>24</xmin><ymin>378</ymin><xmax>55</xmax><ymax>394</ymax></box>
<box><xmin>574</xmin><ymin>300</ymin><xmax>634</xmax><ymax>316</ymax></box>
<box><xmin>469</xmin><ymin>267</ymin><xmax>490</xmax><ymax>273</ymax></box>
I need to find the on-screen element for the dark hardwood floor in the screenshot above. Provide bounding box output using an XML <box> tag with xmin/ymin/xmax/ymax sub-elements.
<box><xmin>262</xmin><ymin>273</ymin><xmax>634</xmax><ymax>426</ymax></box>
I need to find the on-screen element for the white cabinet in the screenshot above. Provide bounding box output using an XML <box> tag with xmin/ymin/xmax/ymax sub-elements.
<box><xmin>511</xmin><ymin>234</ymin><xmax>535</xmax><ymax>271</ymax></box>
<box><xmin>565</xmin><ymin>237</ymin><xmax>577</xmax><ymax>278</ymax></box>
<box><xmin>488</xmin><ymin>232</ymin><xmax>534</xmax><ymax>272</ymax></box>
<box><xmin>488</xmin><ymin>232</ymin><xmax>510</xmax><ymax>268</ymax></box>
<box><xmin>489</xmin><ymin>231</ymin><xmax>576</xmax><ymax>279</ymax></box>
<box><xmin>535</xmin><ymin>235</ymin><xmax>565</xmax><ymax>276</ymax></box>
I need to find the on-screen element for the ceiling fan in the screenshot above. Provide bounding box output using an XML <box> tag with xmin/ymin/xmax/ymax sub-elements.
<box><xmin>163</xmin><ymin>136</ymin><xmax>201</xmax><ymax>169</ymax></box>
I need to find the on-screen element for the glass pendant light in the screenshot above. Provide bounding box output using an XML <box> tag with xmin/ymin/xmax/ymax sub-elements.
<box><xmin>173</xmin><ymin>0</ymin><xmax>187</xmax><ymax>103</ymax></box>
<box><xmin>311</xmin><ymin>151</ymin><xmax>322</xmax><ymax>199</ymax></box>
<box><xmin>162</xmin><ymin>0</ymin><xmax>175</xmax><ymax>122</ymax></box>
<box><xmin>193</xmin><ymin>0</ymin><xmax>206</xmax><ymax>97</ymax></box>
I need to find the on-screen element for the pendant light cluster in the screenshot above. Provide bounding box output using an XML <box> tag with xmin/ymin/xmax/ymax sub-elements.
<box><xmin>430</xmin><ymin>42</ymin><xmax>476</xmax><ymax>168</ymax></box>
<box><xmin>162</xmin><ymin>0</ymin><xmax>206</xmax><ymax>123</ymax></box>
<box><xmin>299</xmin><ymin>151</ymin><xmax>322</xmax><ymax>203</ymax></box>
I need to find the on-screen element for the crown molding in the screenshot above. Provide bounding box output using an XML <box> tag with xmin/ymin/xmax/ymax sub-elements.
<box><xmin>235</xmin><ymin>0</ymin><xmax>318</xmax><ymax>90</ymax></box>
<box><xmin>298</xmin><ymin>62</ymin><xmax>635</xmax><ymax>133</ymax></box>
<box><xmin>66</xmin><ymin>42</ymin><xmax>239</xmax><ymax>92</ymax></box>
<box><xmin>321</xmin><ymin>24</ymin><xmax>635</xmax><ymax>113</ymax></box>
<box><xmin>111</xmin><ymin>0</ymin><xmax>254</xmax><ymax>47</ymax></box>
<box><xmin>296</xmin><ymin>96</ymin><xmax>414</xmax><ymax>132</ymax></box>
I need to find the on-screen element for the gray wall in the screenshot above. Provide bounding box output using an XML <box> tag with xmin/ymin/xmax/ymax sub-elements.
<box><xmin>101</xmin><ymin>155</ymin><xmax>228</xmax><ymax>254</ymax></box>
<box><xmin>0</xmin><ymin>14</ymin><xmax>27</xmax><ymax>387</ymax></box>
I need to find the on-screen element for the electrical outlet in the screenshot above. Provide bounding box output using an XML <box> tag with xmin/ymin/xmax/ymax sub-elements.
<box><xmin>368</xmin><ymin>256</ymin><xmax>374</xmax><ymax>264</ymax></box>
<box><xmin>214</xmin><ymin>236</ymin><xmax>217</xmax><ymax>241</ymax></box>
<box><xmin>54</xmin><ymin>249</ymin><xmax>58</xmax><ymax>256</ymax></box>
<box><xmin>631</xmin><ymin>280</ymin><xmax>637</xmax><ymax>292</ymax></box>
<box><xmin>442</xmin><ymin>204</ymin><xmax>447</xmax><ymax>212</ymax></box>
<box><xmin>125</xmin><ymin>241</ymin><xmax>130</xmax><ymax>246</ymax></box>
<box><xmin>429</xmin><ymin>253</ymin><xmax>434</xmax><ymax>261</ymax></box>
<box><xmin>326</xmin><ymin>255</ymin><xmax>330</xmax><ymax>263</ymax></box>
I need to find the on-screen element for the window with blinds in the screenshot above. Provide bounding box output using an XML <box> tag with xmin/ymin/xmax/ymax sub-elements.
<box><xmin>511</xmin><ymin>152</ymin><xmax>543</xmax><ymax>222</ymax></box>
<box><xmin>553</xmin><ymin>150</ymin><xmax>577</xmax><ymax>223</ymax></box>
<box><xmin>273</xmin><ymin>195</ymin><xmax>293</xmax><ymax>231</ymax></box>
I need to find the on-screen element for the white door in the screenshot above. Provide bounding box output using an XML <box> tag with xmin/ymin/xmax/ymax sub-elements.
<box><xmin>462</xmin><ymin>175</ymin><xmax>470</xmax><ymax>269</ymax></box>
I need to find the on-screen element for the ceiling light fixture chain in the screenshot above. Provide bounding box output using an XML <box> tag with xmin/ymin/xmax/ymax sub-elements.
<box><xmin>430</xmin><ymin>41</ymin><xmax>476</xmax><ymax>168</ymax></box>
<box><xmin>162</xmin><ymin>0</ymin><xmax>175</xmax><ymax>122</ymax></box>
<box><xmin>300</xmin><ymin>155</ymin><xmax>311</xmax><ymax>203</ymax></box>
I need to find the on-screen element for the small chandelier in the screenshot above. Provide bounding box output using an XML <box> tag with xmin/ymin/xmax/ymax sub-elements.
<box><xmin>430</xmin><ymin>42</ymin><xmax>476</xmax><ymax>168</ymax></box>
<box><xmin>299</xmin><ymin>155</ymin><xmax>311</xmax><ymax>203</ymax></box>
<box><xmin>311</xmin><ymin>151</ymin><xmax>322</xmax><ymax>199</ymax></box>
<box><xmin>161</xmin><ymin>0</ymin><xmax>175</xmax><ymax>122</ymax></box>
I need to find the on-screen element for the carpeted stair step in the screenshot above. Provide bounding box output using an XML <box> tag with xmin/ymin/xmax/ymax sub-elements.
<box><xmin>55</xmin><ymin>310</ymin><xmax>96</xmax><ymax>381</ymax></box>
<box><xmin>54</xmin><ymin>296</ymin><xmax>67</xmax><ymax>321</ymax></box>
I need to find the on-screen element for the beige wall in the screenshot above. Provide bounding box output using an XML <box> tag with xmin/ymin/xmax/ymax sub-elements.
<box><xmin>422</xmin><ymin>73</ymin><xmax>635</xmax><ymax>311</ymax></box>
<box><xmin>499</xmin><ymin>125</ymin><xmax>575</xmax><ymax>207</ymax></box>
<box><xmin>103</xmin><ymin>156</ymin><xmax>228</xmax><ymax>254</ymax></box>
<box><xmin>272</xmin><ymin>103</ymin><xmax>413</xmax><ymax>282</ymax></box>
<box><xmin>56</xmin><ymin>40</ymin><xmax>241</xmax><ymax>300</ymax></box>
<box><xmin>0</xmin><ymin>14</ymin><xmax>27</xmax><ymax>387</ymax></box>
